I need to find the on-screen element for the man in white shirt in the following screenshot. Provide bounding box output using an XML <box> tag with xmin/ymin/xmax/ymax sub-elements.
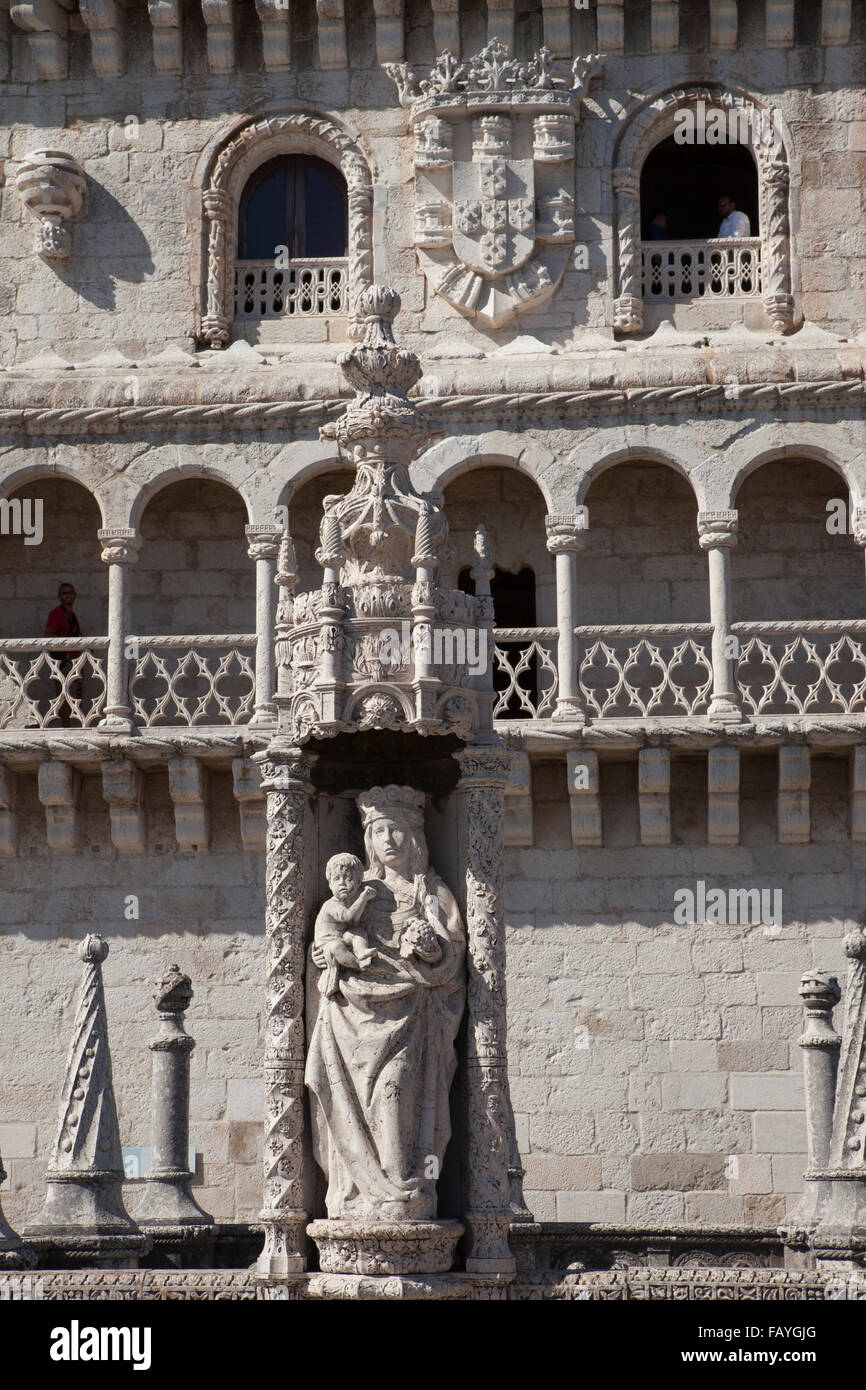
<box><xmin>717</xmin><ymin>195</ymin><xmax>750</xmax><ymax>238</ymax></box>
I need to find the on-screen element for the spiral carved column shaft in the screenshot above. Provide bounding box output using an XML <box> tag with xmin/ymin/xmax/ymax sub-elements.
<box><xmin>456</xmin><ymin>746</ymin><xmax>516</xmax><ymax>1276</ymax></box>
<box><xmin>257</xmin><ymin>750</ymin><xmax>315</xmax><ymax>1277</ymax></box>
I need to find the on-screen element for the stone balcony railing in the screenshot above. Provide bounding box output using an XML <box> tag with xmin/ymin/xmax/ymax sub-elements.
<box><xmin>234</xmin><ymin>258</ymin><xmax>349</xmax><ymax>319</ymax></box>
<box><xmin>0</xmin><ymin>636</ymin><xmax>256</xmax><ymax>730</ymax></box>
<box><xmin>641</xmin><ymin>238</ymin><xmax>762</xmax><ymax>302</ymax></box>
<box><xmin>3</xmin><ymin>622</ymin><xmax>866</xmax><ymax>735</ymax></box>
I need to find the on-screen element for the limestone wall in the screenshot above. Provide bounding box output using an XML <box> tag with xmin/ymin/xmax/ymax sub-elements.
<box><xmin>0</xmin><ymin>749</ymin><xmax>859</xmax><ymax>1229</ymax></box>
<box><xmin>0</xmin><ymin>20</ymin><xmax>864</xmax><ymax>362</ymax></box>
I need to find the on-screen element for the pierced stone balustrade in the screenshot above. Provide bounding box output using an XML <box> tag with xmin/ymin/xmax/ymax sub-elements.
<box><xmin>0</xmin><ymin>638</ymin><xmax>108</xmax><ymax>728</ymax></box>
<box><xmin>642</xmin><ymin>237</ymin><xmax>762</xmax><ymax>302</ymax></box>
<box><xmin>733</xmin><ymin>621</ymin><xmax>866</xmax><ymax>717</ymax></box>
<box><xmin>234</xmin><ymin>258</ymin><xmax>349</xmax><ymax>319</ymax></box>
<box><xmin>492</xmin><ymin>627</ymin><xmax>559</xmax><ymax>720</ymax></box>
<box><xmin>577</xmin><ymin>624</ymin><xmax>715</xmax><ymax>719</ymax></box>
<box><xmin>130</xmin><ymin>636</ymin><xmax>256</xmax><ymax>727</ymax></box>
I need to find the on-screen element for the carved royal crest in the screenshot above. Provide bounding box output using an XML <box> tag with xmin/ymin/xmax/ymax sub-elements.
<box><xmin>392</xmin><ymin>40</ymin><xmax>602</xmax><ymax>328</ymax></box>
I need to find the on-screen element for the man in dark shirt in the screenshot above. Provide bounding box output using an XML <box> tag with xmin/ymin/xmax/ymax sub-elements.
<box><xmin>44</xmin><ymin>583</ymin><xmax>82</xmax><ymax>726</ymax></box>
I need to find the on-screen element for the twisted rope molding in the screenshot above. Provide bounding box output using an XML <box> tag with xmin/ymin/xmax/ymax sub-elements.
<box><xmin>0</xmin><ymin>378</ymin><xmax>862</xmax><ymax>436</ymax></box>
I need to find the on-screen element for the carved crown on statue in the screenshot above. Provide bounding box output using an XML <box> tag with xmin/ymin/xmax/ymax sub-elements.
<box><xmin>275</xmin><ymin>285</ymin><xmax>494</xmax><ymax>744</ymax></box>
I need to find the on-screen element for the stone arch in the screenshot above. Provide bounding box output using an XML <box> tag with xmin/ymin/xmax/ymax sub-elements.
<box><xmin>0</xmin><ymin>456</ymin><xmax>110</xmax><ymax>527</ymax></box>
<box><xmin>572</xmin><ymin>442</ymin><xmax>706</xmax><ymax>511</ymax></box>
<box><xmin>415</xmin><ymin>435</ymin><xmax>558</xmax><ymax>512</ymax></box>
<box><xmin>612</xmin><ymin>84</ymin><xmax>795</xmax><ymax>336</ymax></box>
<box><xmin>127</xmin><ymin>463</ymin><xmax>254</xmax><ymax>533</ymax></box>
<box><xmin>728</xmin><ymin>440</ymin><xmax>858</xmax><ymax>513</ymax></box>
<box><xmin>195</xmin><ymin>109</ymin><xmax>374</xmax><ymax>347</ymax></box>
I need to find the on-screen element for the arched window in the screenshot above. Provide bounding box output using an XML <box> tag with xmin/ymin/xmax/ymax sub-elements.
<box><xmin>234</xmin><ymin>154</ymin><xmax>349</xmax><ymax>322</ymax></box>
<box><xmin>238</xmin><ymin>155</ymin><xmax>348</xmax><ymax>260</ymax></box>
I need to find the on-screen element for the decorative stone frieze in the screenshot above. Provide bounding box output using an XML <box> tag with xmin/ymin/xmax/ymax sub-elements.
<box><xmin>391</xmin><ymin>40</ymin><xmax>603</xmax><ymax>327</ymax></box>
<box><xmin>613</xmin><ymin>87</ymin><xmax>795</xmax><ymax>335</ymax></box>
<box><xmin>199</xmin><ymin>113</ymin><xmax>374</xmax><ymax>346</ymax></box>
<box><xmin>26</xmin><ymin>936</ymin><xmax>146</xmax><ymax>1265</ymax></box>
<box><xmin>137</xmin><ymin>965</ymin><xmax>214</xmax><ymax>1230</ymax></box>
<box><xmin>15</xmin><ymin>150</ymin><xmax>86</xmax><ymax>261</ymax></box>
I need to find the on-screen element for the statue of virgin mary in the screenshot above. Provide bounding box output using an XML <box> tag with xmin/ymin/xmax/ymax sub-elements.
<box><xmin>305</xmin><ymin>785</ymin><xmax>466</xmax><ymax>1221</ymax></box>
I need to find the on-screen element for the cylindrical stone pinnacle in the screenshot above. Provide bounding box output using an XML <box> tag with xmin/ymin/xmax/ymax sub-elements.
<box><xmin>137</xmin><ymin>965</ymin><xmax>213</xmax><ymax>1228</ymax></box>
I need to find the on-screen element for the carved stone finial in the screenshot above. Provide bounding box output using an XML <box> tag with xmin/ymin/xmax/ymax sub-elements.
<box><xmin>800</xmin><ymin>971</ymin><xmax>842</xmax><ymax>1015</ymax></box>
<box><xmin>137</xmin><ymin>967</ymin><xmax>213</xmax><ymax>1232</ymax></box>
<box><xmin>276</xmin><ymin>529</ymin><xmax>299</xmax><ymax>590</ymax></box>
<box><xmin>317</xmin><ymin>511</ymin><xmax>344</xmax><ymax>569</ymax></box>
<box><xmin>27</xmin><ymin>936</ymin><xmax>144</xmax><ymax>1260</ymax></box>
<box><xmin>16</xmin><ymin>149</ymin><xmax>86</xmax><ymax>262</ymax></box>
<box><xmin>154</xmin><ymin>963</ymin><xmax>193</xmax><ymax>1015</ymax></box>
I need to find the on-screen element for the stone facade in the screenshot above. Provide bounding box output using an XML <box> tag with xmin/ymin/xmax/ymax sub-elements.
<box><xmin>1</xmin><ymin>0</ymin><xmax>866</xmax><ymax>1266</ymax></box>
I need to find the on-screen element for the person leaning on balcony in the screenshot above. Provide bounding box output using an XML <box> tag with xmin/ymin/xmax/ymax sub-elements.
<box><xmin>717</xmin><ymin>195</ymin><xmax>750</xmax><ymax>238</ymax></box>
<box><xmin>645</xmin><ymin>209</ymin><xmax>670</xmax><ymax>240</ymax></box>
<box><xmin>44</xmin><ymin>582</ymin><xmax>82</xmax><ymax>727</ymax></box>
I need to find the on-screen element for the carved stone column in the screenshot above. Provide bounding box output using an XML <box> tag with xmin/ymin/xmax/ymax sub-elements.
<box><xmin>200</xmin><ymin>188</ymin><xmax>232</xmax><ymax>347</ymax></box>
<box><xmin>455</xmin><ymin>745</ymin><xmax>516</xmax><ymax>1276</ymax></box>
<box><xmin>795</xmin><ymin>971</ymin><xmax>841</xmax><ymax>1230</ymax></box>
<box><xmin>546</xmin><ymin>513</ymin><xmax>587</xmax><ymax>724</ymax></box>
<box><xmin>257</xmin><ymin>747</ymin><xmax>316</xmax><ymax>1278</ymax></box>
<box><xmin>698</xmin><ymin>510</ymin><xmax>742</xmax><ymax>723</ymax></box>
<box><xmin>760</xmin><ymin>158</ymin><xmax>795</xmax><ymax>334</ymax></box>
<box><xmin>813</xmin><ymin>929</ymin><xmax>866</xmax><ymax>1265</ymax></box>
<box><xmin>98</xmin><ymin>527</ymin><xmax>140</xmax><ymax>732</ymax></box>
<box><xmin>613</xmin><ymin>168</ymin><xmax>643</xmax><ymax>335</ymax></box>
<box><xmin>137</xmin><ymin>965</ymin><xmax>214</xmax><ymax>1230</ymax></box>
<box><xmin>246</xmin><ymin>524</ymin><xmax>281</xmax><ymax>729</ymax></box>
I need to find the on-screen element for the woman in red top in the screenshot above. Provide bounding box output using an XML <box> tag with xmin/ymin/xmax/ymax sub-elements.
<box><xmin>44</xmin><ymin>583</ymin><xmax>82</xmax><ymax>726</ymax></box>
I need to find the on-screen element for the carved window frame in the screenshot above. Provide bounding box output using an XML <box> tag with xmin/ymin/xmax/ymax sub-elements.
<box><xmin>198</xmin><ymin>112</ymin><xmax>374</xmax><ymax>347</ymax></box>
<box><xmin>612</xmin><ymin>86</ymin><xmax>795</xmax><ymax>336</ymax></box>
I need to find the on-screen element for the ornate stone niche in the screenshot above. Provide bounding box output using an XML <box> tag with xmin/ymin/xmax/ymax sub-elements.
<box><xmin>612</xmin><ymin>85</ymin><xmax>796</xmax><ymax>336</ymax></box>
<box><xmin>196</xmin><ymin>111</ymin><xmax>374</xmax><ymax>347</ymax></box>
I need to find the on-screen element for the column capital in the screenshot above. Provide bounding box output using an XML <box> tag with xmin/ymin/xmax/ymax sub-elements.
<box><xmin>255</xmin><ymin>745</ymin><xmax>317</xmax><ymax>792</ymax></box>
<box><xmin>245</xmin><ymin>523</ymin><xmax>282</xmax><ymax>561</ymax></box>
<box><xmin>698</xmin><ymin>510</ymin><xmax>738</xmax><ymax>549</ymax></box>
<box><xmin>454</xmin><ymin>745</ymin><xmax>512</xmax><ymax>787</ymax></box>
<box><xmin>98</xmin><ymin>527</ymin><xmax>141</xmax><ymax>565</ymax></box>
<box><xmin>545</xmin><ymin>512</ymin><xmax>589</xmax><ymax>554</ymax></box>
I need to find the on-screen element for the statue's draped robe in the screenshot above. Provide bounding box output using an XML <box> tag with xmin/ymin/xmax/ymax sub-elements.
<box><xmin>305</xmin><ymin>872</ymin><xmax>465</xmax><ymax>1219</ymax></box>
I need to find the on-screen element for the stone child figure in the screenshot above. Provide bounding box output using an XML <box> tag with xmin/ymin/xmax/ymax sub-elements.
<box><xmin>315</xmin><ymin>852</ymin><xmax>377</xmax><ymax>997</ymax></box>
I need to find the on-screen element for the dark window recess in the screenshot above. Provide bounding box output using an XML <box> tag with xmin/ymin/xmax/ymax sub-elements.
<box><xmin>238</xmin><ymin>154</ymin><xmax>349</xmax><ymax>260</ymax></box>
<box><xmin>459</xmin><ymin>565</ymin><xmax>538</xmax><ymax>718</ymax></box>
<box><xmin>640</xmin><ymin>136</ymin><xmax>759</xmax><ymax>241</ymax></box>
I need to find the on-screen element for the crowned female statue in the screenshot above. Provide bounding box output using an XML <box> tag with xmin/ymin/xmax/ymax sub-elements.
<box><xmin>305</xmin><ymin>784</ymin><xmax>466</xmax><ymax>1222</ymax></box>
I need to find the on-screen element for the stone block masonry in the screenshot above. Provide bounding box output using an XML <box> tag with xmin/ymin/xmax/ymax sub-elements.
<box><xmin>0</xmin><ymin>749</ymin><xmax>859</xmax><ymax>1227</ymax></box>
